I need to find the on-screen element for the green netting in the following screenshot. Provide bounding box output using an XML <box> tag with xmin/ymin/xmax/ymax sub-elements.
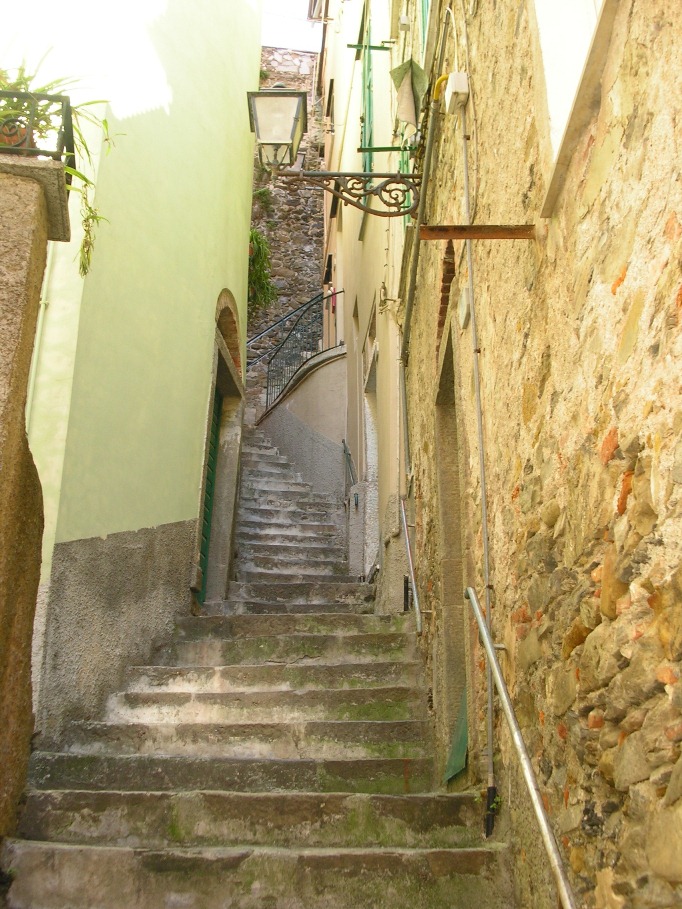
<box><xmin>444</xmin><ymin>687</ymin><xmax>468</xmax><ymax>783</ymax></box>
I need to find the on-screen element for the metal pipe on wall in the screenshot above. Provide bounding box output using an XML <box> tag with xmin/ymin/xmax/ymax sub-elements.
<box><xmin>461</xmin><ymin>100</ymin><xmax>496</xmax><ymax>832</ymax></box>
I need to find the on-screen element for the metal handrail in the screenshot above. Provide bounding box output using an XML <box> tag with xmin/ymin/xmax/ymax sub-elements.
<box><xmin>247</xmin><ymin>293</ymin><xmax>324</xmax><ymax>350</ymax></box>
<box><xmin>264</xmin><ymin>290</ymin><xmax>343</xmax><ymax>407</ymax></box>
<box><xmin>464</xmin><ymin>587</ymin><xmax>579</xmax><ymax>909</ymax></box>
<box><xmin>341</xmin><ymin>438</ymin><xmax>357</xmax><ymax>487</ymax></box>
<box><xmin>400</xmin><ymin>497</ymin><xmax>422</xmax><ymax>635</ymax></box>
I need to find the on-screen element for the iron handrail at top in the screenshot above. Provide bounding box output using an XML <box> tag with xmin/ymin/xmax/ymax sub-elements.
<box><xmin>400</xmin><ymin>497</ymin><xmax>422</xmax><ymax>635</ymax></box>
<box><xmin>0</xmin><ymin>91</ymin><xmax>75</xmax><ymax>184</ymax></box>
<box><xmin>464</xmin><ymin>586</ymin><xmax>579</xmax><ymax>909</ymax></box>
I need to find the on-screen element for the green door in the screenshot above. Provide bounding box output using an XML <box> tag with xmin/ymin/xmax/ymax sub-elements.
<box><xmin>198</xmin><ymin>387</ymin><xmax>222</xmax><ymax>604</ymax></box>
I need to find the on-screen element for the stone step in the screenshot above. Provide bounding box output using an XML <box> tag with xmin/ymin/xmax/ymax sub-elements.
<box><xmin>235</xmin><ymin>549</ymin><xmax>347</xmax><ymax>571</ymax></box>
<box><xmin>235</xmin><ymin>570</ymin><xmax>361</xmax><ymax>584</ymax></box>
<box><xmin>28</xmin><ymin>752</ymin><xmax>436</xmax><ymax>794</ymax></box>
<box><xmin>236</xmin><ymin>524</ymin><xmax>339</xmax><ymax>540</ymax></box>
<box><xmin>238</xmin><ymin>500</ymin><xmax>343</xmax><ymax>518</ymax></box>
<box><xmin>239</xmin><ymin>488</ymin><xmax>339</xmax><ymax>505</ymax></box>
<box><xmin>234</xmin><ymin>558</ymin><xmax>348</xmax><ymax>578</ymax></box>
<box><xmin>173</xmin><ymin>613</ymin><xmax>408</xmax><ymax>639</ymax></box>
<box><xmin>237</xmin><ymin>513</ymin><xmax>342</xmax><ymax>533</ymax></box>
<box><xmin>64</xmin><ymin>719</ymin><xmax>431</xmax><ymax>760</ymax></box>
<box><xmin>2</xmin><ymin>840</ymin><xmax>511</xmax><ymax>909</ymax></box>
<box><xmin>240</xmin><ymin>459</ymin><xmax>295</xmax><ymax>474</ymax></box>
<box><xmin>235</xmin><ymin>540</ymin><xmax>346</xmax><ymax>559</ymax></box>
<box><xmin>17</xmin><ymin>790</ymin><xmax>481</xmax><ymax>849</ymax></box>
<box><xmin>124</xmin><ymin>660</ymin><xmax>422</xmax><ymax>693</ymax></box>
<box><xmin>162</xmin><ymin>630</ymin><xmax>412</xmax><ymax>667</ymax></box>
<box><xmin>226</xmin><ymin>580</ymin><xmax>375</xmax><ymax>606</ymax></box>
<box><xmin>216</xmin><ymin>599</ymin><xmax>375</xmax><ymax>616</ymax></box>
<box><xmin>241</xmin><ymin>477</ymin><xmax>312</xmax><ymax>494</ymax></box>
<box><xmin>105</xmin><ymin>686</ymin><xmax>424</xmax><ymax>724</ymax></box>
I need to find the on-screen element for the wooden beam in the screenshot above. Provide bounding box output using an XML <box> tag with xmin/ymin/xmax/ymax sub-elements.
<box><xmin>419</xmin><ymin>224</ymin><xmax>536</xmax><ymax>241</ymax></box>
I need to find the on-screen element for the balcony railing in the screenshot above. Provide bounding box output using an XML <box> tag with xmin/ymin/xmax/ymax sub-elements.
<box><xmin>0</xmin><ymin>91</ymin><xmax>75</xmax><ymax>184</ymax></box>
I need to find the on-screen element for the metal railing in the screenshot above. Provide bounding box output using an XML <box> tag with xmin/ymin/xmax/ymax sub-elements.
<box><xmin>400</xmin><ymin>497</ymin><xmax>422</xmax><ymax>635</ymax></box>
<box><xmin>246</xmin><ymin>293</ymin><xmax>325</xmax><ymax>370</ymax></box>
<box><xmin>465</xmin><ymin>587</ymin><xmax>579</xmax><ymax>909</ymax></box>
<box><xmin>341</xmin><ymin>439</ymin><xmax>357</xmax><ymax>487</ymax></box>
<box><xmin>0</xmin><ymin>91</ymin><xmax>75</xmax><ymax>183</ymax></box>
<box><xmin>265</xmin><ymin>290</ymin><xmax>342</xmax><ymax>407</ymax></box>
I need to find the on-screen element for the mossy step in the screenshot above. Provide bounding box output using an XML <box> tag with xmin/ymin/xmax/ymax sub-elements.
<box><xmin>28</xmin><ymin>752</ymin><xmax>435</xmax><ymax>794</ymax></box>
<box><xmin>236</xmin><ymin>521</ymin><xmax>339</xmax><ymax>537</ymax></box>
<box><xmin>107</xmin><ymin>686</ymin><xmax>425</xmax><ymax>723</ymax></box>
<box><xmin>236</xmin><ymin>556</ymin><xmax>348</xmax><ymax>576</ymax></box>
<box><xmin>2</xmin><ymin>841</ymin><xmax>511</xmax><ymax>909</ymax></box>
<box><xmin>236</xmin><ymin>541</ymin><xmax>346</xmax><ymax>560</ymax></box>
<box><xmin>227</xmin><ymin>581</ymin><xmax>375</xmax><ymax>605</ymax></box>
<box><xmin>216</xmin><ymin>600</ymin><xmax>375</xmax><ymax>616</ymax></box>
<box><xmin>64</xmin><ymin>720</ymin><xmax>431</xmax><ymax>761</ymax></box>
<box><xmin>239</xmin><ymin>495</ymin><xmax>341</xmax><ymax>512</ymax></box>
<box><xmin>124</xmin><ymin>661</ymin><xmax>422</xmax><ymax>693</ymax></box>
<box><xmin>18</xmin><ymin>790</ymin><xmax>483</xmax><ymax>849</ymax></box>
<box><xmin>236</xmin><ymin>529</ymin><xmax>340</xmax><ymax>545</ymax></box>
<box><xmin>236</xmin><ymin>571</ymin><xmax>363</xmax><ymax>584</ymax></box>
<box><xmin>166</xmin><ymin>632</ymin><xmax>415</xmax><ymax>667</ymax></box>
<box><xmin>173</xmin><ymin>613</ymin><xmax>408</xmax><ymax>639</ymax></box>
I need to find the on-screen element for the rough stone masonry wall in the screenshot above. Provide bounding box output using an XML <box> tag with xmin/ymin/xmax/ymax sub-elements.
<box><xmin>248</xmin><ymin>48</ymin><xmax>325</xmax><ymax>354</ymax></box>
<box><xmin>0</xmin><ymin>173</ymin><xmax>47</xmax><ymax>838</ymax></box>
<box><xmin>404</xmin><ymin>2</ymin><xmax>682</xmax><ymax>907</ymax></box>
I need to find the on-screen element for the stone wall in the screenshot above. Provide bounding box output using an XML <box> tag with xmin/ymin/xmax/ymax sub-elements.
<box><xmin>404</xmin><ymin>2</ymin><xmax>682</xmax><ymax>907</ymax></box>
<box><xmin>248</xmin><ymin>48</ymin><xmax>325</xmax><ymax>351</ymax></box>
<box><xmin>0</xmin><ymin>173</ymin><xmax>48</xmax><ymax>837</ymax></box>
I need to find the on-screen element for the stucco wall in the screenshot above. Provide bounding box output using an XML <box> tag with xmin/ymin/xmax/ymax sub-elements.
<box><xmin>37</xmin><ymin>520</ymin><xmax>195</xmax><ymax>746</ymax></box>
<box><xmin>259</xmin><ymin>350</ymin><xmax>347</xmax><ymax>502</ymax></box>
<box><xmin>0</xmin><ymin>172</ymin><xmax>47</xmax><ymax>836</ymax></box>
<box><xmin>404</xmin><ymin>1</ymin><xmax>682</xmax><ymax>907</ymax></box>
<box><xmin>28</xmin><ymin>0</ymin><xmax>261</xmax><ymax>551</ymax></box>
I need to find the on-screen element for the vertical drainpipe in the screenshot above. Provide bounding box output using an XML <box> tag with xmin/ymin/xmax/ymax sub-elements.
<box><xmin>461</xmin><ymin>102</ymin><xmax>496</xmax><ymax>837</ymax></box>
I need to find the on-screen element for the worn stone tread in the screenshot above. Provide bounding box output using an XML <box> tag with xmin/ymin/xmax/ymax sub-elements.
<box><xmin>124</xmin><ymin>661</ymin><xmax>422</xmax><ymax>692</ymax></box>
<box><xmin>28</xmin><ymin>753</ymin><xmax>436</xmax><ymax>794</ymax></box>
<box><xmin>18</xmin><ymin>790</ymin><xmax>482</xmax><ymax>848</ymax></box>
<box><xmin>2</xmin><ymin>840</ymin><xmax>511</xmax><ymax>909</ymax></box>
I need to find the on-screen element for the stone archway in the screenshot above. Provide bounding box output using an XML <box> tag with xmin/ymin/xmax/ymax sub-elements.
<box><xmin>215</xmin><ymin>290</ymin><xmax>242</xmax><ymax>375</ymax></box>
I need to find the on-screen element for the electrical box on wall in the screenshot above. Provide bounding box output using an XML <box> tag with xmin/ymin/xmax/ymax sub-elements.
<box><xmin>458</xmin><ymin>287</ymin><xmax>471</xmax><ymax>329</ymax></box>
<box><xmin>445</xmin><ymin>72</ymin><xmax>469</xmax><ymax>114</ymax></box>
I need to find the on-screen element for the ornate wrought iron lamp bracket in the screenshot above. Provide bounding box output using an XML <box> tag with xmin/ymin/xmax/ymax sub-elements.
<box><xmin>275</xmin><ymin>169</ymin><xmax>422</xmax><ymax>218</ymax></box>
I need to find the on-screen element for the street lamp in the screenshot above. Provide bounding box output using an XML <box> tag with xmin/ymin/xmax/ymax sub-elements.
<box><xmin>247</xmin><ymin>87</ymin><xmax>421</xmax><ymax>218</ymax></box>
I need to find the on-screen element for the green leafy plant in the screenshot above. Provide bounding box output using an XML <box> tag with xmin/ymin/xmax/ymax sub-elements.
<box><xmin>252</xmin><ymin>185</ymin><xmax>275</xmax><ymax>215</ymax></box>
<box><xmin>248</xmin><ymin>227</ymin><xmax>278</xmax><ymax>313</ymax></box>
<box><xmin>0</xmin><ymin>60</ymin><xmax>115</xmax><ymax>275</ymax></box>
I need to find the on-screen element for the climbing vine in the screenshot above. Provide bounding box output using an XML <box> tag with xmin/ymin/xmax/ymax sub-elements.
<box><xmin>248</xmin><ymin>227</ymin><xmax>278</xmax><ymax>313</ymax></box>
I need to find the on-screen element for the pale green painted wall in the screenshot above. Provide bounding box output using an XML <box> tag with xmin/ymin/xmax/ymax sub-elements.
<box><xmin>30</xmin><ymin>1</ymin><xmax>261</xmax><ymax>547</ymax></box>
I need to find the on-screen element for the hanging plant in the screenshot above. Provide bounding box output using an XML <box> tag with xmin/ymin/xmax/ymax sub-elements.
<box><xmin>0</xmin><ymin>59</ymin><xmax>116</xmax><ymax>276</ymax></box>
<box><xmin>248</xmin><ymin>227</ymin><xmax>278</xmax><ymax>313</ymax></box>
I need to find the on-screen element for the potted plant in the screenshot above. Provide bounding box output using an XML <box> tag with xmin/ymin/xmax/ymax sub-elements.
<box><xmin>0</xmin><ymin>61</ymin><xmax>113</xmax><ymax>275</ymax></box>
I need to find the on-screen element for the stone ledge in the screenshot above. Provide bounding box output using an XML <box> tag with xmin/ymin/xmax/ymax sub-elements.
<box><xmin>0</xmin><ymin>155</ymin><xmax>70</xmax><ymax>242</ymax></box>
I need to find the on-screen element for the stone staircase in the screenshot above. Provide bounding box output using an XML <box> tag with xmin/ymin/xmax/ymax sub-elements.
<box><xmin>2</xmin><ymin>426</ymin><xmax>513</xmax><ymax>908</ymax></box>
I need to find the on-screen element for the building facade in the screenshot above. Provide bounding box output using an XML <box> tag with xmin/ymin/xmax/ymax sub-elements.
<box><xmin>24</xmin><ymin>1</ymin><xmax>262</xmax><ymax>745</ymax></box>
<box><xmin>316</xmin><ymin>0</ymin><xmax>682</xmax><ymax>906</ymax></box>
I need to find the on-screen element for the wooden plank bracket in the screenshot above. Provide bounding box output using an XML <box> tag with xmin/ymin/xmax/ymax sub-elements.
<box><xmin>419</xmin><ymin>224</ymin><xmax>536</xmax><ymax>241</ymax></box>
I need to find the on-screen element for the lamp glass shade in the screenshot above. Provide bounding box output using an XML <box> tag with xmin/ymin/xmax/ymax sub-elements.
<box><xmin>247</xmin><ymin>90</ymin><xmax>308</xmax><ymax>168</ymax></box>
